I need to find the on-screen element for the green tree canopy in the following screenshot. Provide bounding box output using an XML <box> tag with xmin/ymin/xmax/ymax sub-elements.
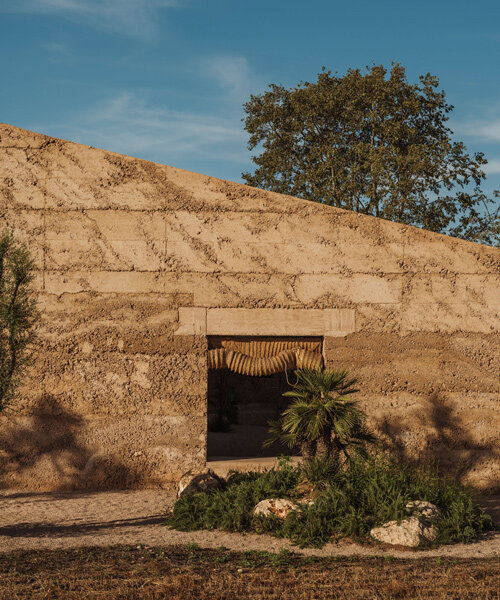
<box><xmin>243</xmin><ymin>64</ymin><xmax>499</xmax><ymax>245</ymax></box>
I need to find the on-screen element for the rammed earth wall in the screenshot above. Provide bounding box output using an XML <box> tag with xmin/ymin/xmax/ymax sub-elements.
<box><xmin>0</xmin><ymin>123</ymin><xmax>499</xmax><ymax>490</ymax></box>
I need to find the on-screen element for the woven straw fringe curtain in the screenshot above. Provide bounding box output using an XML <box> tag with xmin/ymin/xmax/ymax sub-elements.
<box><xmin>208</xmin><ymin>340</ymin><xmax>324</xmax><ymax>376</ymax></box>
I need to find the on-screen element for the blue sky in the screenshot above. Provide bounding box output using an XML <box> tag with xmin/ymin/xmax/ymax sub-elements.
<box><xmin>1</xmin><ymin>0</ymin><xmax>500</xmax><ymax>197</ymax></box>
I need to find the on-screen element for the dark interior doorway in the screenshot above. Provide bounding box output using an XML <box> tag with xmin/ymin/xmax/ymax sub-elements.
<box><xmin>207</xmin><ymin>370</ymin><xmax>293</xmax><ymax>459</ymax></box>
<box><xmin>206</xmin><ymin>336</ymin><xmax>323</xmax><ymax>460</ymax></box>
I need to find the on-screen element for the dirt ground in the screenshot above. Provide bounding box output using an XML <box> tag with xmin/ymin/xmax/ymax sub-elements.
<box><xmin>0</xmin><ymin>489</ymin><xmax>498</xmax><ymax>558</ymax></box>
<box><xmin>1</xmin><ymin>546</ymin><xmax>499</xmax><ymax>600</ymax></box>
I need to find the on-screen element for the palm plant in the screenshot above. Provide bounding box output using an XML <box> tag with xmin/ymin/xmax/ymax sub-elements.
<box><xmin>265</xmin><ymin>368</ymin><xmax>375</xmax><ymax>463</ymax></box>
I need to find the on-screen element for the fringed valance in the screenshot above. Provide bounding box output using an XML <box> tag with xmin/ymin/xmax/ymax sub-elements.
<box><xmin>208</xmin><ymin>340</ymin><xmax>323</xmax><ymax>376</ymax></box>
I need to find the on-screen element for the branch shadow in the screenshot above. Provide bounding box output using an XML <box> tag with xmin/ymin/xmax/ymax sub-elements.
<box><xmin>0</xmin><ymin>395</ymin><xmax>140</xmax><ymax>491</ymax></box>
<box><xmin>376</xmin><ymin>391</ymin><xmax>500</xmax><ymax>492</ymax></box>
<box><xmin>0</xmin><ymin>515</ymin><xmax>165</xmax><ymax>539</ymax></box>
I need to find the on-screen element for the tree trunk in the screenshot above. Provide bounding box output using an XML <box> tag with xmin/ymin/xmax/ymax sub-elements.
<box><xmin>314</xmin><ymin>430</ymin><xmax>338</xmax><ymax>461</ymax></box>
<box><xmin>330</xmin><ymin>437</ymin><xmax>344</xmax><ymax>465</ymax></box>
<box><xmin>300</xmin><ymin>439</ymin><xmax>315</xmax><ymax>460</ymax></box>
<box><xmin>313</xmin><ymin>431</ymin><xmax>343</xmax><ymax>468</ymax></box>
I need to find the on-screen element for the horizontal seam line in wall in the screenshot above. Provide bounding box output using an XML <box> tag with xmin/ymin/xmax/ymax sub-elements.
<box><xmin>7</xmin><ymin>208</ymin><xmax>500</xmax><ymax>231</ymax></box>
<box><xmin>2</xmin><ymin>207</ymin><xmax>350</xmax><ymax>215</ymax></box>
<box><xmin>0</xmin><ymin>145</ymin><xmax>49</xmax><ymax>149</ymax></box>
<box><xmin>38</xmin><ymin>269</ymin><xmax>500</xmax><ymax>276</ymax></box>
<box><xmin>33</xmin><ymin>293</ymin><xmax>500</xmax><ymax>307</ymax></box>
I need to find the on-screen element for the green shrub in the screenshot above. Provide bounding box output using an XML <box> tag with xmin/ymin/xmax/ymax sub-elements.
<box><xmin>300</xmin><ymin>455</ymin><xmax>339</xmax><ymax>488</ymax></box>
<box><xmin>0</xmin><ymin>230</ymin><xmax>38</xmax><ymax>412</ymax></box>
<box><xmin>166</xmin><ymin>455</ymin><xmax>493</xmax><ymax>548</ymax></box>
<box><xmin>281</xmin><ymin>457</ymin><xmax>493</xmax><ymax>547</ymax></box>
<box><xmin>168</xmin><ymin>466</ymin><xmax>301</xmax><ymax>532</ymax></box>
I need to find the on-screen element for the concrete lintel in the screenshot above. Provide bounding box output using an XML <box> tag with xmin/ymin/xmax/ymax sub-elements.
<box><xmin>324</xmin><ymin>308</ymin><xmax>356</xmax><ymax>337</ymax></box>
<box><xmin>175</xmin><ymin>307</ymin><xmax>355</xmax><ymax>336</ymax></box>
<box><xmin>176</xmin><ymin>307</ymin><xmax>207</xmax><ymax>335</ymax></box>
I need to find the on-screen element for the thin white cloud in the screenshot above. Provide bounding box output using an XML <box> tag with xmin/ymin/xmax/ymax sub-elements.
<box><xmin>483</xmin><ymin>158</ymin><xmax>500</xmax><ymax>175</ymax></box>
<box><xmin>43</xmin><ymin>41</ymin><xmax>72</xmax><ymax>61</ymax></box>
<box><xmin>202</xmin><ymin>55</ymin><xmax>254</xmax><ymax>101</ymax></box>
<box><xmin>44</xmin><ymin>91</ymin><xmax>249</xmax><ymax>166</ymax></box>
<box><xmin>452</xmin><ymin>118</ymin><xmax>500</xmax><ymax>143</ymax></box>
<box><xmin>4</xmin><ymin>0</ymin><xmax>181</xmax><ymax>39</ymax></box>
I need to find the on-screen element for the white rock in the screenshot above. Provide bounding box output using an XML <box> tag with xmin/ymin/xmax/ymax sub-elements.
<box><xmin>177</xmin><ymin>468</ymin><xmax>222</xmax><ymax>499</ymax></box>
<box><xmin>370</xmin><ymin>516</ymin><xmax>437</xmax><ymax>548</ymax></box>
<box><xmin>253</xmin><ymin>498</ymin><xmax>299</xmax><ymax>519</ymax></box>
<box><xmin>406</xmin><ymin>500</ymin><xmax>440</xmax><ymax>523</ymax></box>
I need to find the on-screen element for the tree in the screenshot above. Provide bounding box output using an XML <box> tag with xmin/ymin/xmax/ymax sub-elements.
<box><xmin>0</xmin><ymin>231</ymin><xmax>38</xmax><ymax>412</ymax></box>
<box><xmin>266</xmin><ymin>369</ymin><xmax>375</xmax><ymax>462</ymax></box>
<box><xmin>243</xmin><ymin>64</ymin><xmax>500</xmax><ymax>245</ymax></box>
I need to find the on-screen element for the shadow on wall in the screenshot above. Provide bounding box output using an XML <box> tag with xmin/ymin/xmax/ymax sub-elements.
<box><xmin>377</xmin><ymin>392</ymin><xmax>500</xmax><ymax>492</ymax></box>
<box><xmin>0</xmin><ymin>395</ymin><xmax>140</xmax><ymax>491</ymax></box>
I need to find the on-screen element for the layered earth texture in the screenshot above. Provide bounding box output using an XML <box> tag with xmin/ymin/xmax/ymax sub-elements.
<box><xmin>0</xmin><ymin>123</ymin><xmax>499</xmax><ymax>491</ymax></box>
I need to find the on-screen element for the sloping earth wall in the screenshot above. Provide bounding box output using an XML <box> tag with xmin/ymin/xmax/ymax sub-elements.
<box><xmin>0</xmin><ymin>124</ymin><xmax>499</xmax><ymax>490</ymax></box>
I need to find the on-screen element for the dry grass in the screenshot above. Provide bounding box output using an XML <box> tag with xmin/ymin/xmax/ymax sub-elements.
<box><xmin>0</xmin><ymin>545</ymin><xmax>498</xmax><ymax>599</ymax></box>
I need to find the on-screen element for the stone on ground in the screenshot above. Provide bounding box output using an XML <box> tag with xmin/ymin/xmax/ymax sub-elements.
<box><xmin>177</xmin><ymin>469</ymin><xmax>222</xmax><ymax>498</ymax></box>
<box><xmin>253</xmin><ymin>498</ymin><xmax>299</xmax><ymax>519</ymax></box>
<box><xmin>370</xmin><ymin>516</ymin><xmax>437</xmax><ymax>547</ymax></box>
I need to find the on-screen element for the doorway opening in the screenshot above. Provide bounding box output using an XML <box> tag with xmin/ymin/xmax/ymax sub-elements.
<box><xmin>206</xmin><ymin>336</ymin><xmax>323</xmax><ymax>461</ymax></box>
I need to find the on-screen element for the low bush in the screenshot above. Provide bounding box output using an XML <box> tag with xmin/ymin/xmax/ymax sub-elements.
<box><xmin>166</xmin><ymin>455</ymin><xmax>493</xmax><ymax>548</ymax></box>
<box><xmin>280</xmin><ymin>457</ymin><xmax>492</xmax><ymax>547</ymax></box>
<box><xmin>168</xmin><ymin>460</ymin><xmax>301</xmax><ymax>533</ymax></box>
<box><xmin>300</xmin><ymin>455</ymin><xmax>339</xmax><ymax>489</ymax></box>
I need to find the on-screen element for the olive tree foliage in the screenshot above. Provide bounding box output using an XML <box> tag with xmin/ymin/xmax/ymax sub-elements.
<box><xmin>243</xmin><ymin>64</ymin><xmax>500</xmax><ymax>245</ymax></box>
<box><xmin>0</xmin><ymin>231</ymin><xmax>38</xmax><ymax>412</ymax></box>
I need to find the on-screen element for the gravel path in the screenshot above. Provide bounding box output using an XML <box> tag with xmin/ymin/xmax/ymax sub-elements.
<box><xmin>0</xmin><ymin>489</ymin><xmax>498</xmax><ymax>558</ymax></box>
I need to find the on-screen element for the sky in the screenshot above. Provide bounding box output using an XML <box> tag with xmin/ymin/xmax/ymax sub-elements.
<box><xmin>1</xmin><ymin>0</ymin><xmax>500</xmax><ymax>198</ymax></box>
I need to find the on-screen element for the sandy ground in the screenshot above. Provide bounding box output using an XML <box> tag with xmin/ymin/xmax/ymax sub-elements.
<box><xmin>0</xmin><ymin>489</ymin><xmax>498</xmax><ymax>558</ymax></box>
